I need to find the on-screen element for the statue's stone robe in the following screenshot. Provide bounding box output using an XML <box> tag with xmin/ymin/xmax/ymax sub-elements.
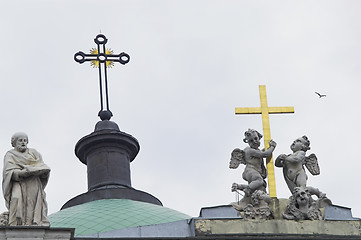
<box><xmin>2</xmin><ymin>148</ymin><xmax>50</xmax><ymax>226</ymax></box>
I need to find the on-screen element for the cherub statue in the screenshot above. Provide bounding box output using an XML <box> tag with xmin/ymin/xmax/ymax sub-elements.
<box><xmin>230</xmin><ymin>129</ymin><xmax>276</xmax><ymax>196</ymax></box>
<box><xmin>275</xmin><ymin>136</ymin><xmax>320</xmax><ymax>194</ymax></box>
<box><xmin>283</xmin><ymin>186</ymin><xmax>330</xmax><ymax>220</ymax></box>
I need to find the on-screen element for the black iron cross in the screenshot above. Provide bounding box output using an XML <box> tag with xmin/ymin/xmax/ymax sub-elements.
<box><xmin>74</xmin><ymin>34</ymin><xmax>130</xmax><ymax>121</ymax></box>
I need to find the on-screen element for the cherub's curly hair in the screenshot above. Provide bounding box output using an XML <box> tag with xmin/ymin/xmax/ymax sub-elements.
<box><xmin>292</xmin><ymin>186</ymin><xmax>313</xmax><ymax>208</ymax></box>
<box><xmin>243</xmin><ymin>129</ymin><xmax>263</xmax><ymax>143</ymax></box>
<box><xmin>301</xmin><ymin>135</ymin><xmax>311</xmax><ymax>151</ymax></box>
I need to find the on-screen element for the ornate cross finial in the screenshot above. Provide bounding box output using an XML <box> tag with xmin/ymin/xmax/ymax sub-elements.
<box><xmin>74</xmin><ymin>34</ymin><xmax>130</xmax><ymax>121</ymax></box>
<box><xmin>235</xmin><ymin>85</ymin><xmax>294</xmax><ymax>198</ymax></box>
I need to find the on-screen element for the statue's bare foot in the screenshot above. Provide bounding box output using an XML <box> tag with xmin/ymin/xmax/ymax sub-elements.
<box><xmin>232</xmin><ymin>183</ymin><xmax>251</xmax><ymax>196</ymax></box>
<box><xmin>16</xmin><ymin>217</ymin><xmax>22</xmax><ymax>226</ymax></box>
<box><xmin>319</xmin><ymin>192</ymin><xmax>326</xmax><ymax>198</ymax></box>
<box><xmin>237</xmin><ymin>184</ymin><xmax>251</xmax><ymax>196</ymax></box>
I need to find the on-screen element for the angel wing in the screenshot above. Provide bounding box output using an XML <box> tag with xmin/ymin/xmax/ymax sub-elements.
<box><xmin>304</xmin><ymin>153</ymin><xmax>320</xmax><ymax>175</ymax></box>
<box><xmin>229</xmin><ymin>148</ymin><xmax>246</xmax><ymax>169</ymax></box>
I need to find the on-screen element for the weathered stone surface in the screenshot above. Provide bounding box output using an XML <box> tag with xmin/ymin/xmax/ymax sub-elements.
<box><xmin>0</xmin><ymin>227</ymin><xmax>73</xmax><ymax>240</ymax></box>
<box><xmin>232</xmin><ymin>190</ymin><xmax>273</xmax><ymax>220</ymax></box>
<box><xmin>194</xmin><ymin>219</ymin><xmax>361</xmax><ymax>236</ymax></box>
<box><xmin>268</xmin><ymin>198</ymin><xmax>289</xmax><ymax>219</ymax></box>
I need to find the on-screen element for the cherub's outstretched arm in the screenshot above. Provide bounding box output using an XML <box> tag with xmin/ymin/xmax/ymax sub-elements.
<box><xmin>249</xmin><ymin>140</ymin><xmax>277</xmax><ymax>158</ymax></box>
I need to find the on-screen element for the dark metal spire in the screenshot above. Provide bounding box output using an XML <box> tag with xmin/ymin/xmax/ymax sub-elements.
<box><xmin>74</xmin><ymin>34</ymin><xmax>130</xmax><ymax>120</ymax></box>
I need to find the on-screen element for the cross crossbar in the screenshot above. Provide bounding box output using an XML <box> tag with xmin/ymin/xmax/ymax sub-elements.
<box><xmin>235</xmin><ymin>106</ymin><xmax>294</xmax><ymax>114</ymax></box>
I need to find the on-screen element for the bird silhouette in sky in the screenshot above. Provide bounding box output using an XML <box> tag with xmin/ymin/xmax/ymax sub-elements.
<box><xmin>315</xmin><ymin>92</ymin><xmax>326</xmax><ymax>98</ymax></box>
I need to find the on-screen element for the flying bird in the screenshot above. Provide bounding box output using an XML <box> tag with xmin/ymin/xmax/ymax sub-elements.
<box><xmin>315</xmin><ymin>92</ymin><xmax>326</xmax><ymax>98</ymax></box>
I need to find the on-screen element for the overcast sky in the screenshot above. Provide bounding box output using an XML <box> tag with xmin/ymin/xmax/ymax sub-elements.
<box><xmin>0</xmin><ymin>0</ymin><xmax>361</xmax><ymax>219</ymax></box>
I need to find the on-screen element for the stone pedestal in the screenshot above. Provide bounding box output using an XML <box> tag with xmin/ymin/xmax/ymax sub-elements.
<box><xmin>194</xmin><ymin>203</ymin><xmax>361</xmax><ymax>239</ymax></box>
<box><xmin>193</xmin><ymin>219</ymin><xmax>361</xmax><ymax>236</ymax></box>
<box><xmin>0</xmin><ymin>227</ymin><xmax>74</xmax><ymax>240</ymax></box>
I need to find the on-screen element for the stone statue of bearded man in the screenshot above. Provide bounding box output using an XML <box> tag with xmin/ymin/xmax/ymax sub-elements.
<box><xmin>2</xmin><ymin>132</ymin><xmax>50</xmax><ymax>226</ymax></box>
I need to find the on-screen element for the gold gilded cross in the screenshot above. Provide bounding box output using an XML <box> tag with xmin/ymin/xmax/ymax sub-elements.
<box><xmin>235</xmin><ymin>85</ymin><xmax>294</xmax><ymax>198</ymax></box>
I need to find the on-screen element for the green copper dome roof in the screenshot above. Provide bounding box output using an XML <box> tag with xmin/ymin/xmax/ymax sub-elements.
<box><xmin>49</xmin><ymin>199</ymin><xmax>190</xmax><ymax>237</ymax></box>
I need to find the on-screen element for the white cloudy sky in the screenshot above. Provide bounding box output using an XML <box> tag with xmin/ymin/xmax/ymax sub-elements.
<box><xmin>0</xmin><ymin>0</ymin><xmax>361</xmax><ymax>219</ymax></box>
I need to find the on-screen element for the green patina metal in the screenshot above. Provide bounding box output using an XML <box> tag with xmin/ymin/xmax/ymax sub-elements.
<box><xmin>49</xmin><ymin>199</ymin><xmax>190</xmax><ymax>236</ymax></box>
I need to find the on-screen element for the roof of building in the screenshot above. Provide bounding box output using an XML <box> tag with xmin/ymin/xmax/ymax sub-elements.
<box><xmin>49</xmin><ymin>199</ymin><xmax>191</xmax><ymax>237</ymax></box>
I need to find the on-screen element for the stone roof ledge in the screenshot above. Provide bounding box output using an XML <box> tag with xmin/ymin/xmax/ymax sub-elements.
<box><xmin>0</xmin><ymin>226</ymin><xmax>74</xmax><ymax>240</ymax></box>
